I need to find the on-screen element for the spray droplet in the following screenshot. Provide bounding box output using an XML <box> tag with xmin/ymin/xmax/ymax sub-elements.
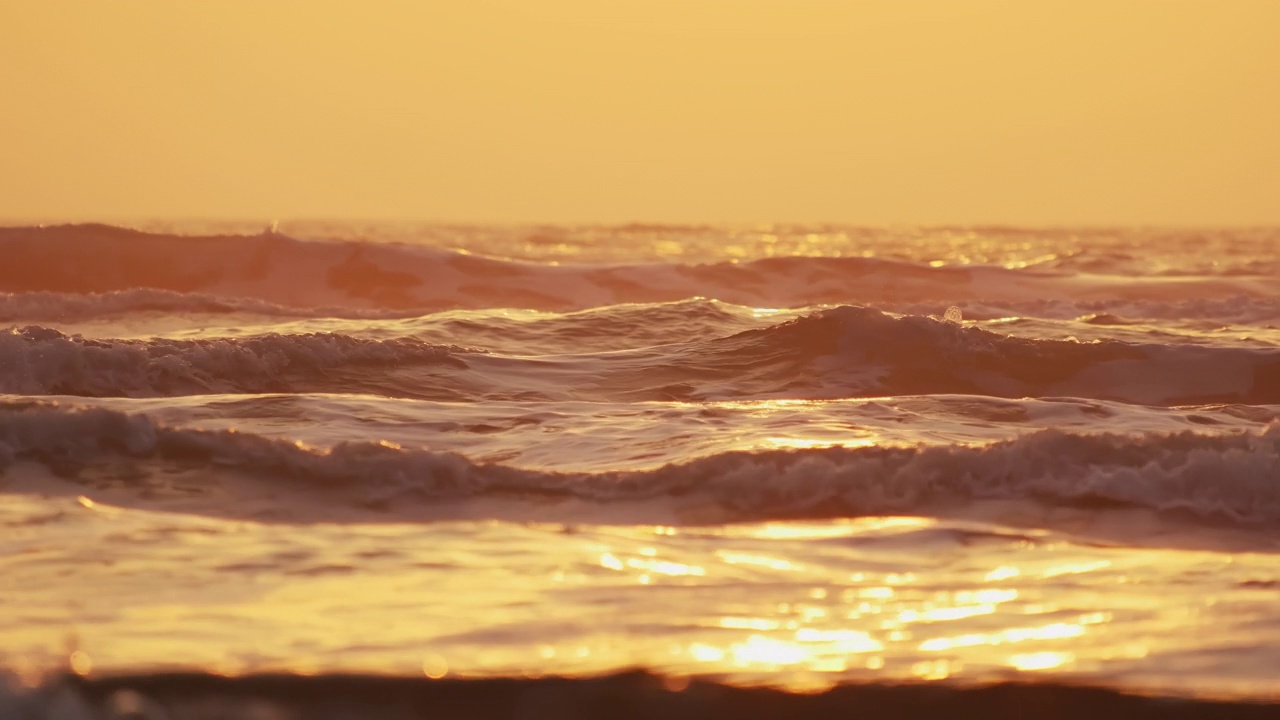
<box><xmin>944</xmin><ymin>306</ymin><xmax>963</xmax><ymax>323</ymax></box>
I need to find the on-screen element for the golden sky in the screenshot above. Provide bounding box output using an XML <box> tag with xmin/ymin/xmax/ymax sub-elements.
<box><xmin>2</xmin><ymin>0</ymin><xmax>1277</xmax><ymax>224</ymax></box>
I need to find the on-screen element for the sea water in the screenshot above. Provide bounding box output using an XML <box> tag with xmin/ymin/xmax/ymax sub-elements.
<box><xmin>1</xmin><ymin>223</ymin><xmax>1278</xmax><ymax>710</ymax></box>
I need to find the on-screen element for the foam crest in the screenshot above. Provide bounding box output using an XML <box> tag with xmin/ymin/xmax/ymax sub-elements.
<box><xmin>2</xmin><ymin>404</ymin><xmax>1278</xmax><ymax>532</ymax></box>
<box><xmin>0</xmin><ymin>326</ymin><xmax>470</xmax><ymax>398</ymax></box>
<box><xmin>3</xmin><ymin>307</ymin><xmax>1279</xmax><ymax>404</ymax></box>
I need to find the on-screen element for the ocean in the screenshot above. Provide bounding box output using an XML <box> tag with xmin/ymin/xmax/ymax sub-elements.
<box><xmin>1</xmin><ymin>222</ymin><xmax>1278</xmax><ymax>717</ymax></box>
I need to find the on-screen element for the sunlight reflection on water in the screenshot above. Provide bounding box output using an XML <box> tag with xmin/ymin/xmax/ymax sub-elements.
<box><xmin>5</xmin><ymin>493</ymin><xmax>1280</xmax><ymax>697</ymax></box>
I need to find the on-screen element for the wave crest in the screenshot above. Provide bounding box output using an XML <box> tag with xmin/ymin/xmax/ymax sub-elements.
<box><xmin>2</xmin><ymin>404</ymin><xmax>1278</xmax><ymax>531</ymax></box>
<box><xmin>3</xmin><ymin>307</ymin><xmax>1279</xmax><ymax>404</ymax></box>
<box><xmin>3</xmin><ymin>224</ymin><xmax>1273</xmax><ymax>313</ymax></box>
<box><xmin>0</xmin><ymin>326</ymin><xmax>470</xmax><ymax>398</ymax></box>
<box><xmin>691</xmin><ymin>307</ymin><xmax>1280</xmax><ymax>405</ymax></box>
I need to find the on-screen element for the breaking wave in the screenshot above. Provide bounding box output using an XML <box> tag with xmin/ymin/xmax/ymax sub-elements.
<box><xmin>4</xmin><ymin>307</ymin><xmax>1278</xmax><ymax>404</ymax></box>
<box><xmin>0</xmin><ymin>326</ymin><xmax>471</xmax><ymax>399</ymax></box>
<box><xmin>2</xmin><ymin>403</ymin><xmax>1278</xmax><ymax>533</ymax></box>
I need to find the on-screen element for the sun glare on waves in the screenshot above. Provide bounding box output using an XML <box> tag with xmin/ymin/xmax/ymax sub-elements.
<box><xmin>573</xmin><ymin>517</ymin><xmax>1132</xmax><ymax>685</ymax></box>
<box><xmin>1008</xmin><ymin>651</ymin><xmax>1075</xmax><ymax>672</ymax></box>
<box><xmin>758</xmin><ymin>436</ymin><xmax>876</xmax><ymax>451</ymax></box>
<box><xmin>11</xmin><ymin>486</ymin><xmax>1271</xmax><ymax>694</ymax></box>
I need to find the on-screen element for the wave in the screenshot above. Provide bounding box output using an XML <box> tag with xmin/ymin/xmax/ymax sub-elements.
<box><xmin>710</xmin><ymin>306</ymin><xmax>1280</xmax><ymax>405</ymax></box>
<box><xmin>6</xmin><ymin>290</ymin><xmax>1279</xmax><ymax>347</ymax></box>
<box><xmin>0</xmin><ymin>293</ymin><xmax>782</xmax><ymax>355</ymax></box>
<box><xmin>19</xmin><ymin>393</ymin><xmax>1280</xmax><ymax>477</ymax></box>
<box><xmin>940</xmin><ymin>297</ymin><xmax>1280</xmax><ymax>326</ymax></box>
<box><xmin>2</xmin><ymin>224</ymin><xmax>1274</xmax><ymax>313</ymax></box>
<box><xmin>0</xmin><ymin>326</ymin><xmax>472</xmax><ymax>399</ymax></box>
<box><xmin>4</xmin><ymin>306</ymin><xmax>1279</xmax><ymax>404</ymax></box>
<box><xmin>897</xmin><ymin>296</ymin><xmax>1280</xmax><ymax>326</ymax></box>
<box><xmin>2</xmin><ymin>403</ymin><xmax>1278</xmax><ymax>533</ymax></box>
<box><xmin>0</xmin><ymin>288</ymin><xmax>428</xmax><ymax>323</ymax></box>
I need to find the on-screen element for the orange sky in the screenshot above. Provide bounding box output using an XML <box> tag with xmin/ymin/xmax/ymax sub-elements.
<box><xmin>2</xmin><ymin>0</ymin><xmax>1277</xmax><ymax>224</ymax></box>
